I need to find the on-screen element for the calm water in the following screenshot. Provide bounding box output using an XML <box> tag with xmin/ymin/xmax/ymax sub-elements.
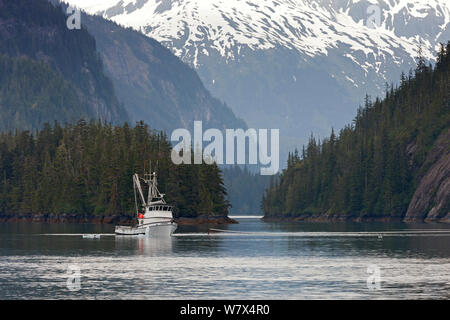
<box><xmin>1</xmin><ymin>217</ymin><xmax>450</xmax><ymax>299</ymax></box>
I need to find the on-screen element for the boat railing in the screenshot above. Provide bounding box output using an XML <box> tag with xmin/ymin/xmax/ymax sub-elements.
<box><xmin>148</xmin><ymin>205</ymin><xmax>173</xmax><ymax>211</ymax></box>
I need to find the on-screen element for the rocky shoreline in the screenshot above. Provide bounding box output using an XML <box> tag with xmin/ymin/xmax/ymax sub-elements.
<box><xmin>0</xmin><ymin>214</ymin><xmax>238</xmax><ymax>225</ymax></box>
<box><xmin>262</xmin><ymin>215</ymin><xmax>450</xmax><ymax>223</ymax></box>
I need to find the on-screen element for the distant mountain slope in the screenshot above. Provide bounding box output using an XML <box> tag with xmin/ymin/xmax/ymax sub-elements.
<box><xmin>0</xmin><ymin>55</ymin><xmax>91</xmax><ymax>131</ymax></box>
<box><xmin>222</xmin><ymin>166</ymin><xmax>270</xmax><ymax>214</ymax></box>
<box><xmin>68</xmin><ymin>0</ymin><xmax>450</xmax><ymax>155</ymax></box>
<box><xmin>0</xmin><ymin>0</ymin><xmax>128</xmax><ymax>131</ymax></box>
<box><xmin>262</xmin><ymin>43</ymin><xmax>450</xmax><ymax>222</ymax></box>
<box><xmin>75</xmin><ymin>11</ymin><xmax>246</xmax><ymax>131</ymax></box>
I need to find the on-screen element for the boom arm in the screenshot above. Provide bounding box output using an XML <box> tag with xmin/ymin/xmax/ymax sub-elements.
<box><xmin>133</xmin><ymin>174</ymin><xmax>146</xmax><ymax>206</ymax></box>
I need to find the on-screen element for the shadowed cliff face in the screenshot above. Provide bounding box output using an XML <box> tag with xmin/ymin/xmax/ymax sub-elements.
<box><xmin>405</xmin><ymin>129</ymin><xmax>450</xmax><ymax>223</ymax></box>
<box><xmin>0</xmin><ymin>0</ymin><xmax>128</xmax><ymax>131</ymax></box>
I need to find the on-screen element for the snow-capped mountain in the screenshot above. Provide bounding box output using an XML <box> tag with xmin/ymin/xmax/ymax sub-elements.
<box><xmin>68</xmin><ymin>0</ymin><xmax>448</xmax><ymax>59</ymax></box>
<box><xmin>66</xmin><ymin>0</ymin><xmax>450</xmax><ymax>155</ymax></box>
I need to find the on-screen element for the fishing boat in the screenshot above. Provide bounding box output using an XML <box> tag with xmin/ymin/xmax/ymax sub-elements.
<box><xmin>115</xmin><ymin>171</ymin><xmax>177</xmax><ymax>236</ymax></box>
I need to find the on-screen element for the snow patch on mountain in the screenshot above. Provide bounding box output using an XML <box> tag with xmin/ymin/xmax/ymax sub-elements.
<box><xmin>64</xmin><ymin>0</ymin><xmax>450</xmax><ymax>158</ymax></box>
<box><xmin>66</xmin><ymin>0</ymin><xmax>449</xmax><ymax>69</ymax></box>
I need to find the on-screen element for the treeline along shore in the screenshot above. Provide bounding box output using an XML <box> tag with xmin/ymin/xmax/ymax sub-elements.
<box><xmin>0</xmin><ymin>121</ymin><xmax>236</xmax><ymax>225</ymax></box>
<box><xmin>262</xmin><ymin>43</ymin><xmax>450</xmax><ymax>223</ymax></box>
<box><xmin>0</xmin><ymin>214</ymin><xmax>237</xmax><ymax>225</ymax></box>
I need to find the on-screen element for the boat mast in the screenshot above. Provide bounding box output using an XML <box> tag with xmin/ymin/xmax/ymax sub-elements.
<box><xmin>144</xmin><ymin>171</ymin><xmax>166</xmax><ymax>206</ymax></box>
<box><xmin>135</xmin><ymin>161</ymin><xmax>167</xmax><ymax>208</ymax></box>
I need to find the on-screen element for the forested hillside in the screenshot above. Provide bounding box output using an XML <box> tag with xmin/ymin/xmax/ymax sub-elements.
<box><xmin>263</xmin><ymin>43</ymin><xmax>450</xmax><ymax>222</ymax></box>
<box><xmin>0</xmin><ymin>121</ymin><xmax>229</xmax><ymax>220</ymax></box>
<box><xmin>0</xmin><ymin>55</ymin><xmax>90</xmax><ymax>131</ymax></box>
<box><xmin>0</xmin><ymin>0</ymin><xmax>127</xmax><ymax>131</ymax></box>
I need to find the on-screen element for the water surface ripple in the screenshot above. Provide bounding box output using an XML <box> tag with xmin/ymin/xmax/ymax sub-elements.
<box><xmin>0</xmin><ymin>218</ymin><xmax>449</xmax><ymax>299</ymax></box>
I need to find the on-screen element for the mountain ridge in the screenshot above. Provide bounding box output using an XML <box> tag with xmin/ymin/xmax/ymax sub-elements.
<box><xmin>66</xmin><ymin>0</ymin><xmax>450</xmax><ymax>158</ymax></box>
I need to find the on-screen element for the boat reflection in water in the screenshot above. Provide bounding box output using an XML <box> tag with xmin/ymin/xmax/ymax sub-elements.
<box><xmin>115</xmin><ymin>234</ymin><xmax>174</xmax><ymax>255</ymax></box>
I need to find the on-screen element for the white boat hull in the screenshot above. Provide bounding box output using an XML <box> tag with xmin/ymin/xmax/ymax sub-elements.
<box><xmin>115</xmin><ymin>220</ymin><xmax>177</xmax><ymax>237</ymax></box>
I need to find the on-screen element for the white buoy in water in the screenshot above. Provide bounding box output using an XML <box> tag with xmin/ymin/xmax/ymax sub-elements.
<box><xmin>82</xmin><ymin>234</ymin><xmax>101</xmax><ymax>239</ymax></box>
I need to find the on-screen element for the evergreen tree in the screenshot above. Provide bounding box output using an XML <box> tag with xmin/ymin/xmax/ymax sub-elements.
<box><xmin>0</xmin><ymin>121</ymin><xmax>231</xmax><ymax>219</ymax></box>
<box><xmin>262</xmin><ymin>43</ymin><xmax>450</xmax><ymax>220</ymax></box>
